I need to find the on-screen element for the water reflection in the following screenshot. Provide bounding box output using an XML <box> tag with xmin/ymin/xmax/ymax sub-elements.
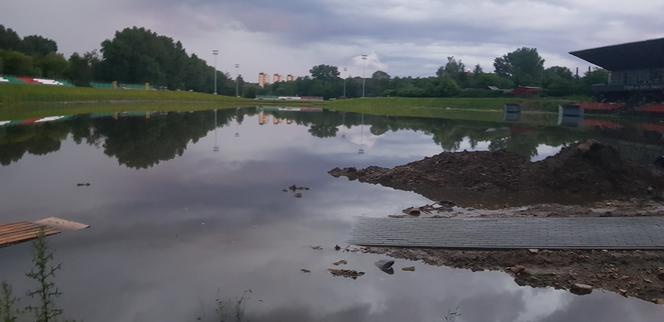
<box><xmin>1</xmin><ymin>107</ymin><xmax>663</xmax><ymax>321</ymax></box>
<box><xmin>2</xmin><ymin>107</ymin><xmax>663</xmax><ymax>168</ymax></box>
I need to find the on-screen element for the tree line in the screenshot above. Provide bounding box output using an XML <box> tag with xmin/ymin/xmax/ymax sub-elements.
<box><xmin>0</xmin><ymin>25</ymin><xmax>239</xmax><ymax>94</ymax></box>
<box><xmin>0</xmin><ymin>24</ymin><xmax>608</xmax><ymax>98</ymax></box>
<box><xmin>260</xmin><ymin>50</ymin><xmax>608</xmax><ymax>99</ymax></box>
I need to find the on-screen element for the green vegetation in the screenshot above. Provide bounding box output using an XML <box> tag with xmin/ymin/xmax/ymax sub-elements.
<box><xmin>260</xmin><ymin>49</ymin><xmax>607</xmax><ymax>99</ymax></box>
<box><xmin>26</xmin><ymin>229</ymin><xmax>63</xmax><ymax>322</ymax></box>
<box><xmin>0</xmin><ymin>84</ymin><xmax>589</xmax><ymax>122</ymax></box>
<box><xmin>0</xmin><ymin>25</ymin><xmax>243</xmax><ymax>95</ymax></box>
<box><xmin>327</xmin><ymin>97</ymin><xmax>583</xmax><ymax>113</ymax></box>
<box><xmin>0</xmin><ymin>230</ymin><xmax>75</xmax><ymax>322</ymax></box>
<box><xmin>0</xmin><ymin>84</ymin><xmax>252</xmax><ymax>105</ymax></box>
<box><xmin>0</xmin><ymin>282</ymin><xmax>18</xmax><ymax>322</ymax></box>
<box><xmin>2</xmin><ymin>23</ymin><xmax>609</xmax><ymax>102</ymax></box>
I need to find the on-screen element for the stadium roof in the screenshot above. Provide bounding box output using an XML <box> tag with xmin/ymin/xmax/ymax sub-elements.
<box><xmin>570</xmin><ymin>37</ymin><xmax>664</xmax><ymax>71</ymax></box>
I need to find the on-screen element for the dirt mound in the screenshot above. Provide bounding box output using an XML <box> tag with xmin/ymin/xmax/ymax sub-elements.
<box><xmin>329</xmin><ymin>141</ymin><xmax>663</xmax><ymax>208</ymax></box>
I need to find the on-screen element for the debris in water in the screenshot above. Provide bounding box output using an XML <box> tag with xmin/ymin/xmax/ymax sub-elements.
<box><xmin>388</xmin><ymin>215</ymin><xmax>406</xmax><ymax>219</ymax></box>
<box><xmin>403</xmin><ymin>202</ymin><xmax>455</xmax><ymax>216</ymax></box>
<box><xmin>287</xmin><ymin>185</ymin><xmax>310</xmax><ymax>191</ymax></box>
<box><xmin>76</xmin><ymin>183</ymin><xmax>91</xmax><ymax>187</ymax></box>
<box><xmin>334</xmin><ymin>245</ymin><xmax>341</xmax><ymax>251</ymax></box>
<box><xmin>332</xmin><ymin>260</ymin><xmax>348</xmax><ymax>266</ymax></box>
<box><xmin>300</xmin><ymin>269</ymin><xmax>311</xmax><ymax>273</ymax></box>
<box><xmin>571</xmin><ymin>283</ymin><xmax>593</xmax><ymax>295</ymax></box>
<box><xmin>328</xmin><ymin>269</ymin><xmax>365</xmax><ymax>279</ymax></box>
<box><xmin>311</xmin><ymin>245</ymin><xmax>323</xmax><ymax>250</ymax></box>
<box><xmin>402</xmin><ymin>266</ymin><xmax>416</xmax><ymax>272</ymax></box>
<box><xmin>375</xmin><ymin>260</ymin><xmax>395</xmax><ymax>274</ymax></box>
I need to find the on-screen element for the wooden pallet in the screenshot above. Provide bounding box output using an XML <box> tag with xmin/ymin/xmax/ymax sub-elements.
<box><xmin>0</xmin><ymin>222</ymin><xmax>61</xmax><ymax>248</ymax></box>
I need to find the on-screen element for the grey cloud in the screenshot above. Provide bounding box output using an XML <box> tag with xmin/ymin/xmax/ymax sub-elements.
<box><xmin>2</xmin><ymin>0</ymin><xmax>663</xmax><ymax>77</ymax></box>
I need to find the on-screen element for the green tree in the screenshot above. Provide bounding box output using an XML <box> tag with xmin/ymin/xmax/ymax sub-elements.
<box><xmin>542</xmin><ymin>66</ymin><xmax>579</xmax><ymax>96</ymax></box>
<box><xmin>98</xmin><ymin>27</ymin><xmax>201</xmax><ymax>90</ymax></box>
<box><xmin>243</xmin><ymin>85</ymin><xmax>257</xmax><ymax>98</ymax></box>
<box><xmin>0</xmin><ymin>50</ymin><xmax>35</xmax><ymax>76</ymax></box>
<box><xmin>494</xmin><ymin>47</ymin><xmax>545</xmax><ymax>86</ymax></box>
<box><xmin>473</xmin><ymin>64</ymin><xmax>483</xmax><ymax>76</ymax></box>
<box><xmin>309</xmin><ymin>64</ymin><xmax>339</xmax><ymax>81</ymax></box>
<box><xmin>372</xmin><ymin>70</ymin><xmax>390</xmax><ymax>80</ymax></box>
<box><xmin>435</xmin><ymin>76</ymin><xmax>460</xmax><ymax>97</ymax></box>
<box><xmin>583</xmin><ymin>68</ymin><xmax>609</xmax><ymax>86</ymax></box>
<box><xmin>65</xmin><ymin>51</ymin><xmax>99</xmax><ymax>86</ymax></box>
<box><xmin>0</xmin><ymin>25</ymin><xmax>21</xmax><ymax>51</ymax></box>
<box><xmin>437</xmin><ymin>56</ymin><xmax>466</xmax><ymax>85</ymax></box>
<box><xmin>20</xmin><ymin>35</ymin><xmax>57</xmax><ymax>57</ymax></box>
<box><xmin>36</xmin><ymin>52</ymin><xmax>68</xmax><ymax>78</ymax></box>
<box><xmin>472</xmin><ymin>73</ymin><xmax>514</xmax><ymax>89</ymax></box>
<box><xmin>544</xmin><ymin>66</ymin><xmax>574</xmax><ymax>81</ymax></box>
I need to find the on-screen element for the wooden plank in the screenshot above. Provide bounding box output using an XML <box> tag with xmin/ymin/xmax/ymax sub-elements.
<box><xmin>0</xmin><ymin>222</ymin><xmax>61</xmax><ymax>248</ymax></box>
<box><xmin>0</xmin><ymin>227</ymin><xmax>45</xmax><ymax>238</ymax></box>
<box><xmin>0</xmin><ymin>229</ymin><xmax>59</xmax><ymax>245</ymax></box>
<box><xmin>0</xmin><ymin>222</ymin><xmax>35</xmax><ymax>234</ymax></box>
<box><xmin>0</xmin><ymin>224</ymin><xmax>48</xmax><ymax>238</ymax></box>
<box><xmin>0</xmin><ymin>230</ymin><xmax>60</xmax><ymax>247</ymax></box>
<box><xmin>0</xmin><ymin>226</ymin><xmax>59</xmax><ymax>240</ymax></box>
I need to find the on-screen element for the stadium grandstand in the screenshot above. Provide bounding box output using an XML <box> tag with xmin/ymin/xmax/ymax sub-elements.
<box><xmin>570</xmin><ymin>37</ymin><xmax>664</xmax><ymax>103</ymax></box>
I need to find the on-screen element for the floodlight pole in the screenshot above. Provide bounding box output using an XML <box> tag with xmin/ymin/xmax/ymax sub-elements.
<box><xmin>235</xmin><ymin>64</ymin><xmax>240</xmax><ymax>97</ymax></box>
<box><xmin>343</xmin><ymin>67</ymin><xmax>348</xmax><ymax>98</ymax></box>
<box><xmin>212</xmin><ymin>50</ymin><xmax>219</xmax><ymax>95</ymax></box>
<box><xmin>361</xmin><ymin>54</ymin><xmax>368</xmax><ymax>98</ymax></box>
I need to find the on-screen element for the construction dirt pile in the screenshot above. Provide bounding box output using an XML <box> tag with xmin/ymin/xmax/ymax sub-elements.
<box><xmin>330</xmin><ymin>140</ymin><xmax>664</xmax><ymax>303</ymax></box>
<box><xmin>330</xmin><ymin>140</ymin><xmax>664</xmax><ymax>209</ymax></box>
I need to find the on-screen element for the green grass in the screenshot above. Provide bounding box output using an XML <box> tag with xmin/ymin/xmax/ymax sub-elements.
<box><xmin>0</xmin><ymin>101</ymin><xmax>250</xmax><ymax>121</ymax></box>
<box><xmin>325</xmin><ymin>96</ymin><xmax>585</xmax><ymax>113</ymax></box>
<box><xmin>0</xmin><ymin>84</ymin><xmax>251</xmax><ymax>104</ymax></box>
<box><xmin>0</xmin><ymin>84</ymin><xmax>588</xmax><ymax>122</ymax></box>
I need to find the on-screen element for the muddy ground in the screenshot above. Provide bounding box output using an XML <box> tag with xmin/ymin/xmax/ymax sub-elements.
<box><xmin>330</xmin><ymin>140</ymin><xmax>664</xmax><ymax>209</ymax></box>
<box><xmin>330</xmin><ymin>141</ymin><xmax>664</xmax><ymax>304</ymax></box>
<box><xmin>364</xmin><ymin>247</ymin><xmax>664</xmax><ymax>304</ymax></box>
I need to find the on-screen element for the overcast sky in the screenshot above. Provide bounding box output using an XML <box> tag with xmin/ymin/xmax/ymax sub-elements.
<box><xmin>2</xmin><ymin>0</ymin><xmax>663</xmax><ymax>82</ymax></box>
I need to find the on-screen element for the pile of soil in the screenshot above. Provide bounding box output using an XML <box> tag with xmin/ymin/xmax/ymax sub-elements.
<box><xmin>365</xmin><ymin>247</ymin><xmax>664</xmax><ymax>304</ymax></box>
<box><xmin>329</xmin><ymin>141</ymin><xmax>663</xmax><ymax>208</ymax></box>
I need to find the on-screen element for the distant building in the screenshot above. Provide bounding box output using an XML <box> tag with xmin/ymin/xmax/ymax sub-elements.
<box><xmin>258</xmin><ymin>73</ymin><xmax>270</xmax><ymax>88</ymax></box>
<box><xmin>512</xmin><ymin>86</ymin><xmax>543</xmax><ymax>97</ymax></box>
<box><xmin>570</xmin><ymin>38</ymin><xmax>664</xmax><ymax>101</ymax></box>
<box><xmin>273</xmin><ymin>73</ymin><xmax>283</xmax><ymax>83</ymax></box>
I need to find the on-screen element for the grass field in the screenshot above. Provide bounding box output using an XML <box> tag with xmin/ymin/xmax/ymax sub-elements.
<box><xmin>0</xmin><ymin>84</ymin><xmax>251</xmax><ymax>104</ymax></box>
<box><xmin>0</xmin><ymin>84</ymin><xmax>588</xmax><ymax>121</ymax></box>
<box><xmin>326</xmin><ymin>96</ymin><xmax>583</xmax><ymax>113</ymax></box>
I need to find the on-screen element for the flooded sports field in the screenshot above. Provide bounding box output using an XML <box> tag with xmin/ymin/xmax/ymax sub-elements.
<box><xmin>1</xmin><ymin>107</ymin><xmax>663</xmax><ymax>321</ymax></box>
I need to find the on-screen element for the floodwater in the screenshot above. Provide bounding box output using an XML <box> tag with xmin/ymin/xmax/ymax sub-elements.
<box><xmin>1</xmin><ymin>107</ymin><xmax>663</xmax><ymax>322</ymax></box>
